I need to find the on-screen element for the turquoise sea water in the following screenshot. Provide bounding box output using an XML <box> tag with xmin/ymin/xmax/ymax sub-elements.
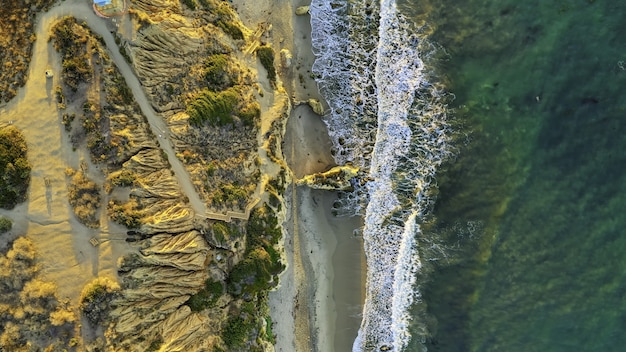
<box><xmin>398</xmin><ymin>1</ymin><xmax>626</xmax><ymax>351</ymax></box>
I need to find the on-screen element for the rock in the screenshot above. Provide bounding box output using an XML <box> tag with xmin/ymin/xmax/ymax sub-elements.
<box><xmin>295</xmin><ymin>6</ymin><xmax>310</xmax><ymax>16</ymax></box>
<box><xmin>280</xmin><ymin>48</ymin><xmax>292</xmax><ymax>68</ymax></box>
<box><xmin>308</xmin><ymin>98</ymin><xmax>324</xmax><ymax>115</ymax></box>
<box><xmin>297</xmin><ymin>164</ymin><xmax>360</xmax><ymax>191</ymax></box>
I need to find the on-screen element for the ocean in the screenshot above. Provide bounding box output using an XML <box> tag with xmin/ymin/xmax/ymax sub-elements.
<box><xmin>311</xmin><ymin>0</ymin><xmax>626</xmax><ymax>351</ymax></box>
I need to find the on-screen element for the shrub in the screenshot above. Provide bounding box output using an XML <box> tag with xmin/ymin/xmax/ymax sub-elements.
<box><xmin>66</xmin><ymin>169</ymin><xmax>101</xmax><ymax>228</ymax></box>
<box><xmin>51</xmin><ymin>18</ymin><xmax>93</xmax><ymax>92</ymax></box>
<box><xmin>204</xmin><ymin>54</ymin><xmax>232</xmax><ymax>89</ymax></box>
<box><xmin>238</xmin><ymin>101</ymin><xmax>261</xmax><ymax>127</ymax></box>
<box><xmin>79</xmin><ymin>277</ymin><xmax>120</xmax><ymax>325</ymax></box>
<box><xmin>0</xmin><ymin>216</ymin><xmax>12</xmax><ymax>234</ymax></box>
<box><xmin>181</xmin><ymin>0</ymin><xmax>196</xmax><ymax>10</ymax></box>
<box><xmin>227</xmin><ymin>247</ymin><xmax>282</xmax><ymax>296</ymax></box>
<box><xmin>108</xmin><ymin>169</ymin><xmax>136</xmax><ymax>187</ymax></box>
<box><xmin>222</xmin><ymin>316</ymin><xmax>255</xmax><ymax>348</ymax></box>
<box><xmin>256</xmin><ymin>46</ymin><xmax>276</xmax><ymax>83</ymax></box>
<box><xmin>187</xmin><ymin>88</ymin><xmax>239</xmax><ymax>126</ymax></box>
<box><xmin>213</xmin><ymin>6</ymin><xmax>243</xmax><ymax>40</ymax></box>
<box><xmin>0</xmin><ymin>126</ymin><xmax>31</xmax><ymax>209</ymax></box>
<box><xmin>108</xmin><ymin>198</ymin><xmax>142</xmax><ymax>229</ymax></box>
<box><xmin>186</xmin><ymin>279</ymin><xmax>223</xmax><ymax>311</ymax></box>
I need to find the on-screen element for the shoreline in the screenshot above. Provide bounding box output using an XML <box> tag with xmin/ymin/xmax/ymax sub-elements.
<box><xmin>233</xmin><ymin>1</ymin><xmax>365</xmax><ymax>351</ymax></box>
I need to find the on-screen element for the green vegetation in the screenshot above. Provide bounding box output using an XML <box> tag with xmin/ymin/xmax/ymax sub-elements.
<box><xmin>211</xmin><ymin>183</ymin><xmax>248</xmax><ymax>208</ymax></box>
<box><xmin>79</xmin><ymin>277</ymin><xmax>120</xmax><ymax>326</ymax></box>
<box><xmin>256</xmin><ymin>46</ymin><xmax>276</xmax><ymax>84</ymax></box>
<box><xmin>186</xmin><ymin>279</ymin><xmax>223</xmax><ymax>311</ymax></box>
<box><xmin>214</xmin><ymin>5</ymin><xmax>244</xmax><ymax>40</ymax></box>
<box><xmin>204</xmin><ymin>54</ymin><xmax>232</xmax><ymax>89</ymax></box>
<box><xmin>51</xmin><ymin>17</ymin><xmax>93</xmax><ymax>92</ymax></box>
<box><xmin>181</xmin><ymin>0</ymin><xmax>196</xmax><ymax>10</ymax></box>
<box><xmin>227</xmin><ymin>206</ymin><xmax>284</xmax><ymax>296</ymax></box>
<box><xmin>107</xmin><ymin>169</ymin><xmax>136</xmax><ymax>188</ymax></box>
<box><xmin>187</xmin><ymin>87</ymin><xmax>239</xmax><ymax>126</ymax></box>
<box><xmin>265</xmin><ymin>315</ymin><xmax>276</xmax><ymax>344</ymax></box>
<box><xmin>0</xmin><ymin>237</ymin><xmax>81</xmax><ymax>350</ymax></box>
<box><xmin>238</xmin><ymin>101</ymin><xmax>261</xmax><ymax>127</ymax></box>
<box><xmin>66</xmin><ymin>168</ymin><xmax>101</xmax><ymax>228</ymax></box>
<box><xmin>110</xmin><ymin>73</ymin><xmax>133</xmax><ymax>105</ymax></box>
<box><xmin>0</xmin><ymin>216</ymin><xmax>12</xmax><ymax>234</ymax></box>
<box><xmin>0</xmin><ymin>126</ymin><xmax>31</xmax><ymax>209</ymax></box>
<box><xmin>146</xmin><ymin>337</ymin><xmax>163</xmax><ymax>352</ymax></box>
<box><xmin>222</xmin><ymin>315</ymin><xmax>255</xmax><ymax>348</ymax></box>
<box><xmin>108</xmin><ymin>198</ymin><xmax>142</xmax><ymax>229</ymax></box>
<box><xmin>62</xmin><ymin>112</ymin><xmax>76</xmax><ymax>131</ymax></box>
<box><xmin>211</xmin><ymin>221</ymin><xmax>241</xmax><ymax>244</ymax></box>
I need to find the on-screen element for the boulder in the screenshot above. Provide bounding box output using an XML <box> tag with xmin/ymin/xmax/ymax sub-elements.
<box><xmin>297</xmin><ymin>164</ymin><xmax>359</xmax><ymax>191</ymax></box>
<box><xmin>280</xmin><ymin>49</ymin><xmax>292</xmax><ymax>68</ymax></box>
<box><xmin>308</xmin><ymin>99</ymin><xmax>324</xmax><ymax>115</ymax></box>
<box><xmin>295</xmin><ymin>6</ymin><xmax>310</xmax><ymax>16</ymax></box>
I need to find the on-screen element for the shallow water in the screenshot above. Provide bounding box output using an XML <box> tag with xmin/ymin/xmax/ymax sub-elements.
<box><xmin>396</xmin><ymin>0</ymin><xmax>626</xmax><ymax>350</ymax></box>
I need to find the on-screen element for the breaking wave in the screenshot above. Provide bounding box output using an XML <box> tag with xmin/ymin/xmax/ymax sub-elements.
<box><xmin>310</xmin><ymin>0</ymin><xmax>453</xmax><ymax>350</ymax></box>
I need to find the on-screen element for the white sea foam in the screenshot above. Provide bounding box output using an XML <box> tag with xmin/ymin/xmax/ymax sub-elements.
<box><xmin>310</xmin><ymin>0</ymin><xmax>452</xmax><ymax>350</ymax></box>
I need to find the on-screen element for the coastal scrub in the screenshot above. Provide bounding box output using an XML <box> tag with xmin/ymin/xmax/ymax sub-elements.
<box><xmin>0</xmin><ymin>126</ymin><xmax>31</xmax><ymax>209</ymax></box>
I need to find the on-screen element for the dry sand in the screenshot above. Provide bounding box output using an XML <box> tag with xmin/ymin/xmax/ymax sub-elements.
<box><xmin>233</xmin><ymin>1</ymin><xmax>365</xmax><ymax>351</ymax></box>
<box><xmin>0</xmin><ymin>0</ymin><xmax>134</xmax><ymax>303</ymax></box>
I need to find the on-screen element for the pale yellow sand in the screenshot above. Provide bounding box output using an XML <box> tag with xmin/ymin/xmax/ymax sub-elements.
<box><xmin>0</xmin><ymin>1</ymin><xmax>133</xmax><ymax>303</ymax></box>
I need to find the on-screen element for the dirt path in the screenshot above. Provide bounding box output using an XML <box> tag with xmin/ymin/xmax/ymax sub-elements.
<box><xmin>0</xmin><ymin>0</ymin><xmax>211</xmax><ymax>298</ymax></box>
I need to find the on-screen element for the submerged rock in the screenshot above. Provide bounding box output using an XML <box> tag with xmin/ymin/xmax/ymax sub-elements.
<box><xmin>297</xmin><ymin>164</ymin><xmax>359</xmax><ymax>191</ymax></box>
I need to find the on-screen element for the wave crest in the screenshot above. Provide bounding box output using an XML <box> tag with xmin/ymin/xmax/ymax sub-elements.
<box><xmin>310</xmin><ymin>0</ymin><xmax>453</xmax><ymax>350</ymax></box>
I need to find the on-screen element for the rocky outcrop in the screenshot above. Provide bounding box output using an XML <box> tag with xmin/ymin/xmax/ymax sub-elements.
<box><xmin>308</xmin><ymin>98</ymin><xmax>324</xmax><ymax>115</ymax></box>
<box><xmin>295</xmin><ymin>6</ymin><xmax>310</xmax><ymax>16</ymax></box>
<box><xmin>297</xmin><ymin>164</ymin><xmax>360</xmax><ymax>191</ymax></box>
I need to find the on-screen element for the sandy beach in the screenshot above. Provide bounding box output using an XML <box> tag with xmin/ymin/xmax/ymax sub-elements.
<box><xmin>234</xmin><ymin>1</ymin><xmax>365</xmax><ymax>351</ymax></box>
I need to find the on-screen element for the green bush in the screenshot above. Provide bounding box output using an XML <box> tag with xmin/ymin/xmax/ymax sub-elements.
<box><xmin>80</xmin><ymin>277</ymin><xmax>120</xmax><ymax>325</ymax></box>
<box><xmin>222</xmin><ymin>316</ymin><xmax>255</xmax><ymax>348</ymax></box>
<box><xmin>181</xmin><ymin>0</ymin><xmax>196</xmax><ymax>10</ymax></box>
<box><xmin>0</xmin><ymin>126</ymin><xmax>31</xmax><ymax>209</ymax></box>
<box><xmin>51</xmin><ymin>18</ymin><xmax>92</xmax><ymax>92</ymax></box>
<box><xmin>256</xmin><ymin>46</ymin><xmax>276</xmax><ymax>83</ymax></box>
<box><xmin>108</xmin><ymin>198</ymin><xmax>142</xmax><ymax>229</ymax></box>
<box><xmin>186</xmin><ymin>279</ymin><xmax>223</xmax><ymax>311</ymax></box>
<box><xmin>0</xmin><ymin>216</ymin><xmax>12</xmax><ymax>233</ymax></box>
<box><xmin>66</xmin><ymin>169</ymin><xmax>101</xmax><ymax>228</ymax></box>
<box><xmin>108</xmin><ymin>169</ymin><xmax>136</xmax><ymax>187</ymax></box>
<box><xmin>213</xmin><ymin>6</ymin><xmax>244</xmax><ymax>40</ymax></box>
<box><xmin>227</xmin><ymin>247</ymin><xmax>282</xmax><ymax>296</ymax></box>
<box><xmin>204</xmin><ymin>54</ymin><xmax>231</xmax><ymax>89</ymax></box>
<box><xmin>187</xmin><ymin>88</ymin><xmax>239</xmax><ymax>126</ymax></box>
<box><xmin>238</xmin><ymin>102</ymin><xmax>261</xmax><ymax>127</ymax></box>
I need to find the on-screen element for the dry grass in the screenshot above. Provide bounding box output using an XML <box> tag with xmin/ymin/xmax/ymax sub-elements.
<box><xmin>65</xmin><ymin>168</ymin><xmax>101</xmax><ymax>228</ymax></box>
<box><xmin>0</xmin><ymin>237</ymin><xmax>81</xmax><ymax>350</ymax></box>
<box><xmin>0</xmin><ymin>0</ymin><xmax>57</xmax><ymax>103</ymax></box>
